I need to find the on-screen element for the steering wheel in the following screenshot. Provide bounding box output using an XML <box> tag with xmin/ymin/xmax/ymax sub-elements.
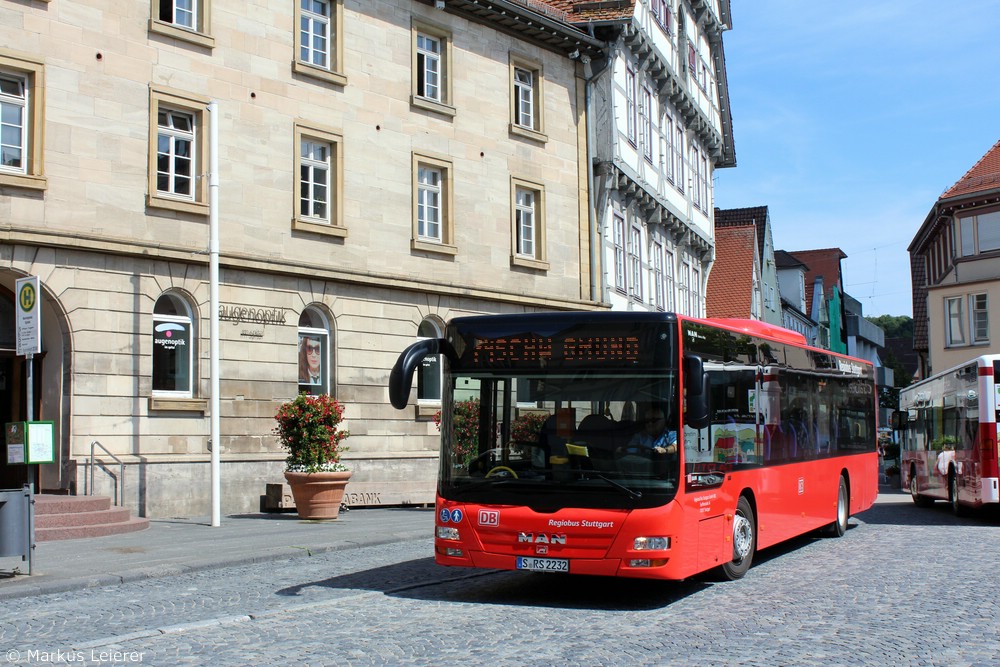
<box><xmin>484</xmin><ymin>465</ymin><xmax>519</xmax><ymax>479</ymax></box>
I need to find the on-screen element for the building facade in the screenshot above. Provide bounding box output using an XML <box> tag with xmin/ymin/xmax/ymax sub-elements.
<box><xmin>908</xmin><ymin>139</ymin><xmax>1000</xmax><ymax>377</ymax></box>
<box><xmin>546</xmin><ymin>0</ymin><xmax>735</xmax><ymax>314</ymax></box>
<box><xmin>713</xmin><ymin>205</ymin><xmax>781</xmax><ymax>324</ymax></box>
<box><xmin>0</xmin><ymin>0</ymin><xmax>605</xmax><ymax>516</ymax></box>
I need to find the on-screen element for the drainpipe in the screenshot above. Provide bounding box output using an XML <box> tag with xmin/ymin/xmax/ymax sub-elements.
<box><xmin>208</xmin><ymin>101</ymin><xmax>221</xmax><ymax>527</ymax></box>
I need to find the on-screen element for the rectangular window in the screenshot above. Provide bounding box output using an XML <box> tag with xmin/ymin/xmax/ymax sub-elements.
<box><xmin>701</xmin><ymin>152</ymin><xmax>709</xmax><ymax>208</ymax></box>
<box><xmin>946</xmin><ymin>296</ymin><xmax>965</xmax><ymax>346</ymax></box>
<box><xmin>651</xmin><ymin>240</ymin><xmax>665</xmax><ymax>310</ymax></box>
<box><xmin>663</xmin><ymin>113</ymin><xmax>674</xmax><ymax>183</ymax></box>
<box><xmin>156</xmin><ymin>108</ymin><xmax>195</xmax><ymax>200</ymax></box>
<box><xmin>298</xmin><ymin>331</ymin><xmax>330</xmax><ymax>396</ymax></box>
<box><xmin>149</xmin><ymin>87</ymin><xmax>209</xmax><ymax>214</ymax></box>
<box><xmin>412</xmin><ymin>22</ymin><xmax>453</xmax><ymax>115</ymax></box>
<box><xmin>514</xmin><ymin>67</ymin><xmax>534</xmax><ymax>129</ymax></box>
<box><xmin>160</xmin><ymin>0</ymin><xmax>195</xmax><ymax>29</ymax></box>
<box><xmin>418</xmin><ymin>166</ymin><xmax>442</xmax><ymax>241</ymax></box>
<box><xmin>613</xmin><ymin>214</ymin><xmax>627</xmax><ymax>292</ymax></box>
<box><xmin>678</xmin><ymin>260</ymin><xmax>690</xmax><ymax>315</ymax></box>
<box><xmin>0</xmin><ymin>53</ymin><xmax>45</xmax><ymax>190</ymax></box>
<box><xmin>625</xmin><ymin>67</ymin><xmax>637</xmax><ymax>145</ymax></box>
<box><xmin>300</xmin><ymin>0</ymin><xmax>330</xmax><ymax>68</ymax></box>
<box><xmin>957</xmin><ymin>210</ymin><xmax>1000</xmax><ymax>257</ymax></box>
<box><xmin>691</xmin><ymin>266</ymin><xmax>701</xmax><ymax>316</ymax></box>
<box><xmin>0</xmin><ymin>74</ymin><xmax>26</xmax><ymax>173</ymax></box>
<box><xmin>293</xmin><ymin>122</ymin><xmax>344</xmax><ymax>236</ymax></box>
<box><xmin>150</xmin><ymin>1</ymin><xmax>213</xmax><ymax>47</ymax></box>
<box><xmin>628</xmin><ymin>225</ymin><xmax>643</xmax><ymax>300</ymax></box>
<box><xmin>417</xmin><ymin>33</ymin><xmax>441</xmax><ymax>102</ymax></box>
<box><xmin>515</xmin><ymin>187</ymin><xmax>535</xmax><ymax>257</ymax></box>
<box><xmin>511</xmin><ymin>179</ymin><xmax>548</xmax><ymax>269</ymax></box>
<box><xmin>300</xmin><ymin>140</ymin><xmax>330</xmax><ymax>220</ymax></box>
<box><xmin>640</xmin><ymin>86</ymin><xmax>653</xmax><ymax>162</ymax></box>
<box><xmin>293</xmin><ymin>0</ymin><xmax>344</xmax><ymax>85</ymax></box>
<box><xmin>971</xmin><ymin>293</ymin><xmax>989</xmax><ymax>343</ymax></box>
<box><xmin>689</xmin><ymin>145</ymin><xmax>699</xmax><ymax>208</ymax></box>
<box><xmin>675</xmin><ymin>126</ymin><xmax>685</xmax><ymax>193</ymax></box>
<box><xmin>412</xmin><ymin>153</ymin><xmax>454</xmax><ymax>254</ymax></box>
<box><xmin>664</xmin><ymin>248</ymin><xmax>675</xmax><ymax>311</ymax></box>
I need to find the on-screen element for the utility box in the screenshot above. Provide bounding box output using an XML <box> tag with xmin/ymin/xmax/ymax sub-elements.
<box><xmin>0</xmin><ymin>486</ymin><xmax>33</xmax><ymax>562</ymax></box>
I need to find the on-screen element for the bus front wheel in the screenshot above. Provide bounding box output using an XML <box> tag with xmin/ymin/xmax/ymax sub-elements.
<box><xmin>910</xmin><ymin>467</ymin><xmax>934</xmax><ymax>507</ymax></box>
<box><xmin>824</xmin><ymin>475</ymin><xmax>849</xmax><ymax>537</ymax></box>
<box><xmin>722</xmin><ymin>496</ymin><xmax>755</xmax><ymax>580</ymax></box>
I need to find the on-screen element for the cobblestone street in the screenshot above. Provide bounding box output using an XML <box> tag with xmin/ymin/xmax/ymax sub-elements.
<box><xmin>2</xmin><ymin>490</ymin><xmax>998</xmax><ymax>666</ymax></box>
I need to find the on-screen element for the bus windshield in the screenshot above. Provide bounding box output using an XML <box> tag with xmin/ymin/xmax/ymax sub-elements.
<box><xmin>439</xmin><ymin>369</ymin><xmax>680</xmax><ymax>510</ymax></box>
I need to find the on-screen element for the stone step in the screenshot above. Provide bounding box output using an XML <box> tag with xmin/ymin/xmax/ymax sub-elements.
<box><xmin>30</xmin><ymin>494</ymin><xmax>149</xmax><ymax>542</ymax></box>
<box><xmin>35</xmin><ymin>506</ymin><xmax>133</xmax><ymax>529</ymax></box>
<box><xmin>36</xmin><ymin>517</ymin><xmax>151</xmax><ymax>542</ymax></box>
<box><xmin>34</xmin><ymin>495</ymin><xmax>111</xmax><ymax>515</ymax></box>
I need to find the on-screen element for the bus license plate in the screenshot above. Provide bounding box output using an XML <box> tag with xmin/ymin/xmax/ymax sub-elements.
<box><xmin>516</xmin><ymin>557</ymin><xmax>569</xmax><ymax>573</ymax></box>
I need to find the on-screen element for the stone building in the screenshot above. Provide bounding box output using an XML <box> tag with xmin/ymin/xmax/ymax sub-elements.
<box><xmin>0</xmin><ymin>0</ymin><xmax>604</xmax><ymax>516</ymax></box>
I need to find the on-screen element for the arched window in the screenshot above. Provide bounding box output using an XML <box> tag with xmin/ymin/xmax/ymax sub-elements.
<box><xmin>298</xmin><ymin>306</ymin><xmax>332</xmax><ymax>396</ymax></box>
<box><xmin>417</xmin><ymin>317</ymin><xmax>443</xmax><ymax>403</ymax></box>
<box><xmin>152</xmin><ymin>292</ymin><xmax>195</xmax><ymax>396</ymax></box>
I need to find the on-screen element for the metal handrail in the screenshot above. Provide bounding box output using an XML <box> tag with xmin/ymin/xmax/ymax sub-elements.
<box><xmin>88</xmin><ymin>440</ymin><xmax>124</xmax><ymax>506</ymax></box>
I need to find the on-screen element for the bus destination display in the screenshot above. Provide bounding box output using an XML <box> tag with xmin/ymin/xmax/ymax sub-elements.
<box><xmin>471</xmin><ymin>334</ymin><xmax>642</xmax><ymax>366</ymax></box>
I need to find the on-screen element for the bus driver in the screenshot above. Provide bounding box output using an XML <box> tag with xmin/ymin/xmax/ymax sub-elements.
<box><xmin>620</xmin><ymin>407</ymin><xmax>678</xmax><ymax>455</ymax></box>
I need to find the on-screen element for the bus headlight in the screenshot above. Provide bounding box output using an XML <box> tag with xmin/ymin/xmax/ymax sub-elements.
<box><xmin>633</xmin><ymin>536</ymin><xmax>670</xmax><ymax>550</ymax></box>
<box><xmin>436</xmin><ymin>526</ymin><xmax>460</xmax><ymax>540</ymax></box>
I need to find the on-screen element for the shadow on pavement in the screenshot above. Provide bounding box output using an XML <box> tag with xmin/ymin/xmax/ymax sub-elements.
<box><xmin>276</xmin><ymin>557</ymin><xmax>709</xmax><ymax>611</ymax></box>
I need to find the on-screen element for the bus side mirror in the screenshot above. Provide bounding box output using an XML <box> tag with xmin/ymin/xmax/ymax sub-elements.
<box><xmin>389</xmin><ymin>338</ymin><xmax>446</xmax><ymax>410</ymax></box>
<box><xmin>890</xmin><ymin>410</ymin><xmax>908</xmax><ymax>430</ymax></box>
<box><xmin>683</xmin><ymin>354</ymin><xmax>711</xmax><ymax>430</ymax></box>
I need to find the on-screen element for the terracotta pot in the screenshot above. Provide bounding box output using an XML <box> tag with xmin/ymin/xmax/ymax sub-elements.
<box><xmin>284</xmin><ymin>470</ymin><xmax>352</xmax><ymax>520</ymax></box>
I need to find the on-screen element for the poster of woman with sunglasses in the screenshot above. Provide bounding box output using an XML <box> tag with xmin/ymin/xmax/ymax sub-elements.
<box><xmin>298</xmin><ymin>335</ymin><xmax>325</xmax><ymax>389</ymax></box>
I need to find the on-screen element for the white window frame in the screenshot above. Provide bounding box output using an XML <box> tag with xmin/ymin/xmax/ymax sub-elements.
<box><xmin>628</xmin><ymin>224</ymin><xmax>643</xmax><ymax>300</ymax></box>
<box><xmin>150</xmin><ymin>0</ymin><xmax>214</xmax><ymax>49</ymax></box>
<box><xmin>148</xmin><ymin>86</ymin><xmax>209</xmax><ymax>215</ymax></box>
<box><xmin>412</xmin><ymin>152</ymin><xmax>455</xmax><ymax>255</ymax></box>
<box><xmin>691</xmin><ymin>266</ymin><xmax>702</xmax><ymax>317</ymax></box>
<box><xmin>0</xmin><ymin>52</ymin><xmax>45</xmax><ymax>190</ymax></box>
<box><xmin>945</xmin><ymin>296</ymin><xmax>965</xmax><ymax>347</ymax></box>
<box><xmin>613</xmin><ymin>213</ymin><xmax>627</xmax><ymax>293</ymax></box>
<box><xmin>971</xmin><ymin>293</ymin><xmax>989</xmax><ymax>344</ymax></box>
<box><xmin>675</xmin><ymin>126</ymin><xmax>685</xmax><ymax>193</ymax></box>
<box><xmin>293</xmin><ymin>122</ymin><xmax>345</xmax><ymax>236</ymax></box>
<box><xmin>514</xmin><ymin>67</ymin><xmax>534</xmax><ymax>129</ymax></box>
<box><xmin>300</xmin><ymin>0</ymin><xmax>331</xmax><ymax>69</ymax></box>
<box><xmin>156</xmin><ymin>108</ymin><xmax>196</xmax><ymax>201</ymax></box>
<box><xmin>651</xmin><ymin>240</ymin><xmax>665</xmax><ymax>310</ymax></box>
<box><xmin>625</xmin><ymin>67</ymin><xmax>637</xmax><ymax>146</ymax></box>
<box><xmin>640</xmin><ymin>86</ymin><xmax>654</xmax><ymax>162</ymax></box>
<box><xmin>0</xmin><ymin>73</ymin><xmax>26</xmax><ymax>175</ymax></box>
<box><xmin>511</xmin><ymin>178</ymin><xmax>548</xmax><ymax>270</ymax></box>
<box><xmin>662</xmin><ymin>112</ymin><xmax>674</xmax><ymax>183</ymax></box>
<box><xmin>664</xmin><ymin>248</ymin><xmax>676</xmax><ymax>312</ymax></box>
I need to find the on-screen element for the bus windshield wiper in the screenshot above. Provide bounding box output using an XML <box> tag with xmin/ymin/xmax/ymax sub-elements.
<box><xmin>593</xmin><ymin>474</ymin><xmax>642</xmax><ymax>500</ymax></box>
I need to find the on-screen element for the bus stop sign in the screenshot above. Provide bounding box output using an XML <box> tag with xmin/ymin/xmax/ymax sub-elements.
<box><xmin>15</xmin><ymin>276</ymin><xmax>40</xmax><ymax>357</ymax></box>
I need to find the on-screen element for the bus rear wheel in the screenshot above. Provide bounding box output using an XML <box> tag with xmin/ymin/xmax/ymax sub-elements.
<box><xmin>721</xmin><ymin>496</ymin><xmax>755</xmax><ymax>580</ymax></box>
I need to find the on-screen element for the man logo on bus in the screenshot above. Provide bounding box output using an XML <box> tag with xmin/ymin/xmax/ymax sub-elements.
<box><xmin>517</xmin><ymin>532</ymin><xmax>567</xmax><ymax>545</ymax></box>
<box><xmin>478</xmin><ymin>509</ymin><xmax>500</xmax><ymax>526</ymax></box>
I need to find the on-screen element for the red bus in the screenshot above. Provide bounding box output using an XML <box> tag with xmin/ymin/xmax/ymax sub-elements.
<box><xmin>389</xmin><ymin>312</ymin><xmax>878</xmax><ymax>580</ymax></box>
<box><xmin>897</xmin><ymin>354</ymin><xmax>1000</xmax><ymax>515</ymax></box>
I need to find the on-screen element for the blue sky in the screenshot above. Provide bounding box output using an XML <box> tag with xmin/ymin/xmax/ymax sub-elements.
<box><xmin>713</xmin><ymin>1</ymin><xmax>1000</xmax><ymax>318</ymax></box>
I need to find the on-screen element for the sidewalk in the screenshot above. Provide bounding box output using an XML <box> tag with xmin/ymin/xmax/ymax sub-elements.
<box><xmin>0</xmin><ymin>507</ymin><xmax>434</xmax><ymax>601</ymax></box>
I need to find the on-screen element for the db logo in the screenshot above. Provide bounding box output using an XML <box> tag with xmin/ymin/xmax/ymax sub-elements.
<box><xmin>478</xmin><ymin>509</ymin><xmax>500</xmax><ymax>526</ymax></box>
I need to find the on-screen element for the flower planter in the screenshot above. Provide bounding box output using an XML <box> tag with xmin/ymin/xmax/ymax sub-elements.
<box><xmin>284</xmin><ymin>470</ymin><xmax>352</xmax><ymax>520</ymax></box>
